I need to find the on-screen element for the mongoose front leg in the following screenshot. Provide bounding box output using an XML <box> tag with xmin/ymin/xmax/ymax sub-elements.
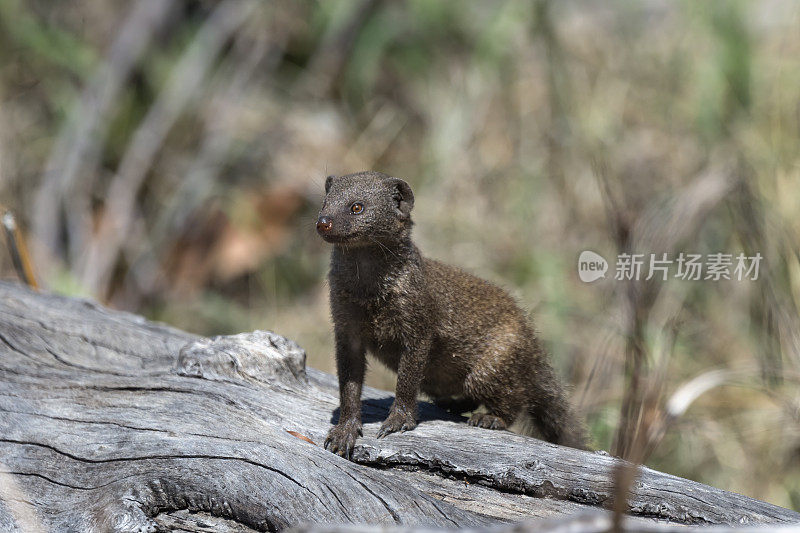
<box><xmin>324</xmin><ymin>331</ymin><xmax>365</xmax><ymax>460</ymax></box>
<box><xmin>376</xmin><ymin>338</ymin><xmax>431</xmax><ymax>439</ymax></box>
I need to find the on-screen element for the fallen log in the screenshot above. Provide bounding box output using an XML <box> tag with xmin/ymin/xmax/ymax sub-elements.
<box><xmin>0</xmin><ymin>280</ymin><xmax>797</xmax><ymax>532</ymax></box>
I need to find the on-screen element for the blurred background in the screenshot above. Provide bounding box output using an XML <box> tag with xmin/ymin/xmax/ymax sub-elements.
<box><xmin>0</xmin><ymin>0</ymin><xmax>799</xmax><ymax>509</ymax></box>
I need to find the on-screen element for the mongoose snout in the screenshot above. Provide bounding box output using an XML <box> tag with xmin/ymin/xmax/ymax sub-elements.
<box><xmin>319</xmin><ymin>170</ymin><xmax>588</xmax><ymax>460</ymax></box>
<box><xmin>316</xmin><ymin>216</ymin><xmax>333</xmax><ymax>234</ymax></box>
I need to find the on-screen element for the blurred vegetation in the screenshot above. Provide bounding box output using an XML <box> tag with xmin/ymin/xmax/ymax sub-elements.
<box><xmin>1</xmin><ymin>0</ymin><xmax>799</xmax><ymax>509</ymax></box>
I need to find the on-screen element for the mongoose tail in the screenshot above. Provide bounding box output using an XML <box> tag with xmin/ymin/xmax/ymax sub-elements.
<box><xmin>522</xmin><ymin>349</ymin><xmax>590</xmax><ymax>450</ymax></box>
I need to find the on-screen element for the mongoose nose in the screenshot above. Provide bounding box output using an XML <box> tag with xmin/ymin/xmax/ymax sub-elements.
<box><xmin>316</xmin><ymin>216</ymin><xmax>333</xmax><ymax>234</ymax></box>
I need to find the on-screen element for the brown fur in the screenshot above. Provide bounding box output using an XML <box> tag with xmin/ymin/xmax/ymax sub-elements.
<box><xmin>317</xmin><ymin>171</ymin><xmax>588</xmax><ymax>459</ymax></box>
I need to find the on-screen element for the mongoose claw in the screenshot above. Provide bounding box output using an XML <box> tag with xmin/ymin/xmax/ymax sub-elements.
<box><xmin>468</xmin><ymin>413</ymin><xmax>507</xmax><ymax>430</ymax></box>
<box><xmin>324</xmin><ymin>420</ymin><xmax>363</xmax><ymax>460</ymax></box>
<box><xmin>376</xmin><ymin>409</ymin><xmax>417</xmax><ymax>439</ymax></box>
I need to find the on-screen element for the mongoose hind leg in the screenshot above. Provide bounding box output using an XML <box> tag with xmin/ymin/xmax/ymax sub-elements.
<box><xmin>468</xmin><ymin>412</ymin><xmax>508</xmax><ymax>430</ymax></box>
<box><xmin>463</xmin><ymin>360</ymin><xmax>525</xmax><ymax>432</ymax></box>
<box><xmin>435</xmin><ymin>395</ymin><xmax>507</xmax><ymax>428</ymax></box>
<box><xmin>433</xmin><ymin>396</ymin><xmax>480</xmax><ymax>415</ymax></box>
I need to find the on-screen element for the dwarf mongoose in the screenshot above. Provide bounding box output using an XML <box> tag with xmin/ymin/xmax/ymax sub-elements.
<box><xmin>317</xmin><ymin>171</ymin><xmax>587</xmax><ymax>459</ymax></box>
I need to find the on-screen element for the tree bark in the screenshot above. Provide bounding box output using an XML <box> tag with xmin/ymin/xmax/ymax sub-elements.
<box><xmin>0</xmin><ymin>281</ymin><xmax>797</xmax><ymax>532</ymax></box>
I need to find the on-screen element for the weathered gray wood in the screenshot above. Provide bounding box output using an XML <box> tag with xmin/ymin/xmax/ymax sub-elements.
<box><xmin>0</xmin><ymin>280</ymin><xmax>797</xmax><ymax>532</ymax></box>
<box><xmin>292</xmin><ymin>512</ymin><xmax>800</xmax><ymax>533</ymax></box>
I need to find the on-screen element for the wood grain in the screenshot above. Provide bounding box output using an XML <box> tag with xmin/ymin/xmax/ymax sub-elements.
<box><xmin>0</xmin><ymin>281</ymin><xmax>797</xmax><ymax>532</ymax></box>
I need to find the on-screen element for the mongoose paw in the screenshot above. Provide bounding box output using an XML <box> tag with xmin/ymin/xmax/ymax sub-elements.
<box><xmin>376</xmin><ymin>409</ymin><xmax>417</xmax><ymax>439</ymax></box>
<box><xmin>468</xmin><ymin>413</ymin><xmax>507</xmax><ymax>430</ymax></box>
<box><xmin>324</xmin><ymin>420</ymin><xmax>363</xmax><ymax>460</ymax></box>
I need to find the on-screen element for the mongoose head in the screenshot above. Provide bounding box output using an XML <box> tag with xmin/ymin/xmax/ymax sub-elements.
<box><xmin>316</xmin><ymin>171</ymin><xmax>414</xmax><ymax>246</ymax></box>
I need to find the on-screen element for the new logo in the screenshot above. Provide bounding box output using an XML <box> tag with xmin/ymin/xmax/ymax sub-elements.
<box><xmin>578</xmin><ymin>250</ymin><xmax>608</xmax><ymax>283</ymax></box>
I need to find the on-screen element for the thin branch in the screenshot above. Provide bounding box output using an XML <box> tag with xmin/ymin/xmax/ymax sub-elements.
<box><xmin>31</xmin><ymin>0</ymin><xmax>178</xmax><ymax>273</ymax></box>
<box><xmin>78</xmin><ymin>0</ymin><xmax>258</xmax><ymax>298</ymax></box>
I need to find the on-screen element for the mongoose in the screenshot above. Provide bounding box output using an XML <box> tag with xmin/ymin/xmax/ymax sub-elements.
<box><xmin>317</xmin><ymin>171</ymin><xmax>587</xmax><ymax>459</ymax></box>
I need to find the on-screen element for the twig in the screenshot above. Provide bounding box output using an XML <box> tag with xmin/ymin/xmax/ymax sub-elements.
<box><xmin>78</xmin><ymin>0</ymin><xmax>258</xmax><ymax>298</ymax></box>
<box><xmin>32</xmin><ymin>0</ymin><xmax>178</xmax><ymax>272</ymax></box>
<box><xmin>123</xmin><ymin>12</ymin><xmax>276</xmax><ymax>300</ymax></box>
<box><xmin>2</xmin><ymin>207</ymin><xmax>38</xmax><ymax>289</ymax></box>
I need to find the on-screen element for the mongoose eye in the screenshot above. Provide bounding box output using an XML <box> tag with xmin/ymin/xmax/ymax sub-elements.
<box><xmin>350</xmin><ymin>202</ymin><xmax>364</xmax><ymax>214</ymax></box>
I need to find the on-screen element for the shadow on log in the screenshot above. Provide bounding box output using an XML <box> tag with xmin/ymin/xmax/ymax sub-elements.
<box><xmin>0</xmin><ymin>281</ymin><xmax>798</xmax><ymax>532</ymax></box>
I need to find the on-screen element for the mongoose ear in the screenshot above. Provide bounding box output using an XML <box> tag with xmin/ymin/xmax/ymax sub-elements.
<box><xmin>391</xmin><ymin>178</ymin><xmax>414</xmax><ymax>218</ymax></box>
<box><xmin>325</xmin><ymin>175</ymin><xmax>336</xmax><ymax>193</ymax></box>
